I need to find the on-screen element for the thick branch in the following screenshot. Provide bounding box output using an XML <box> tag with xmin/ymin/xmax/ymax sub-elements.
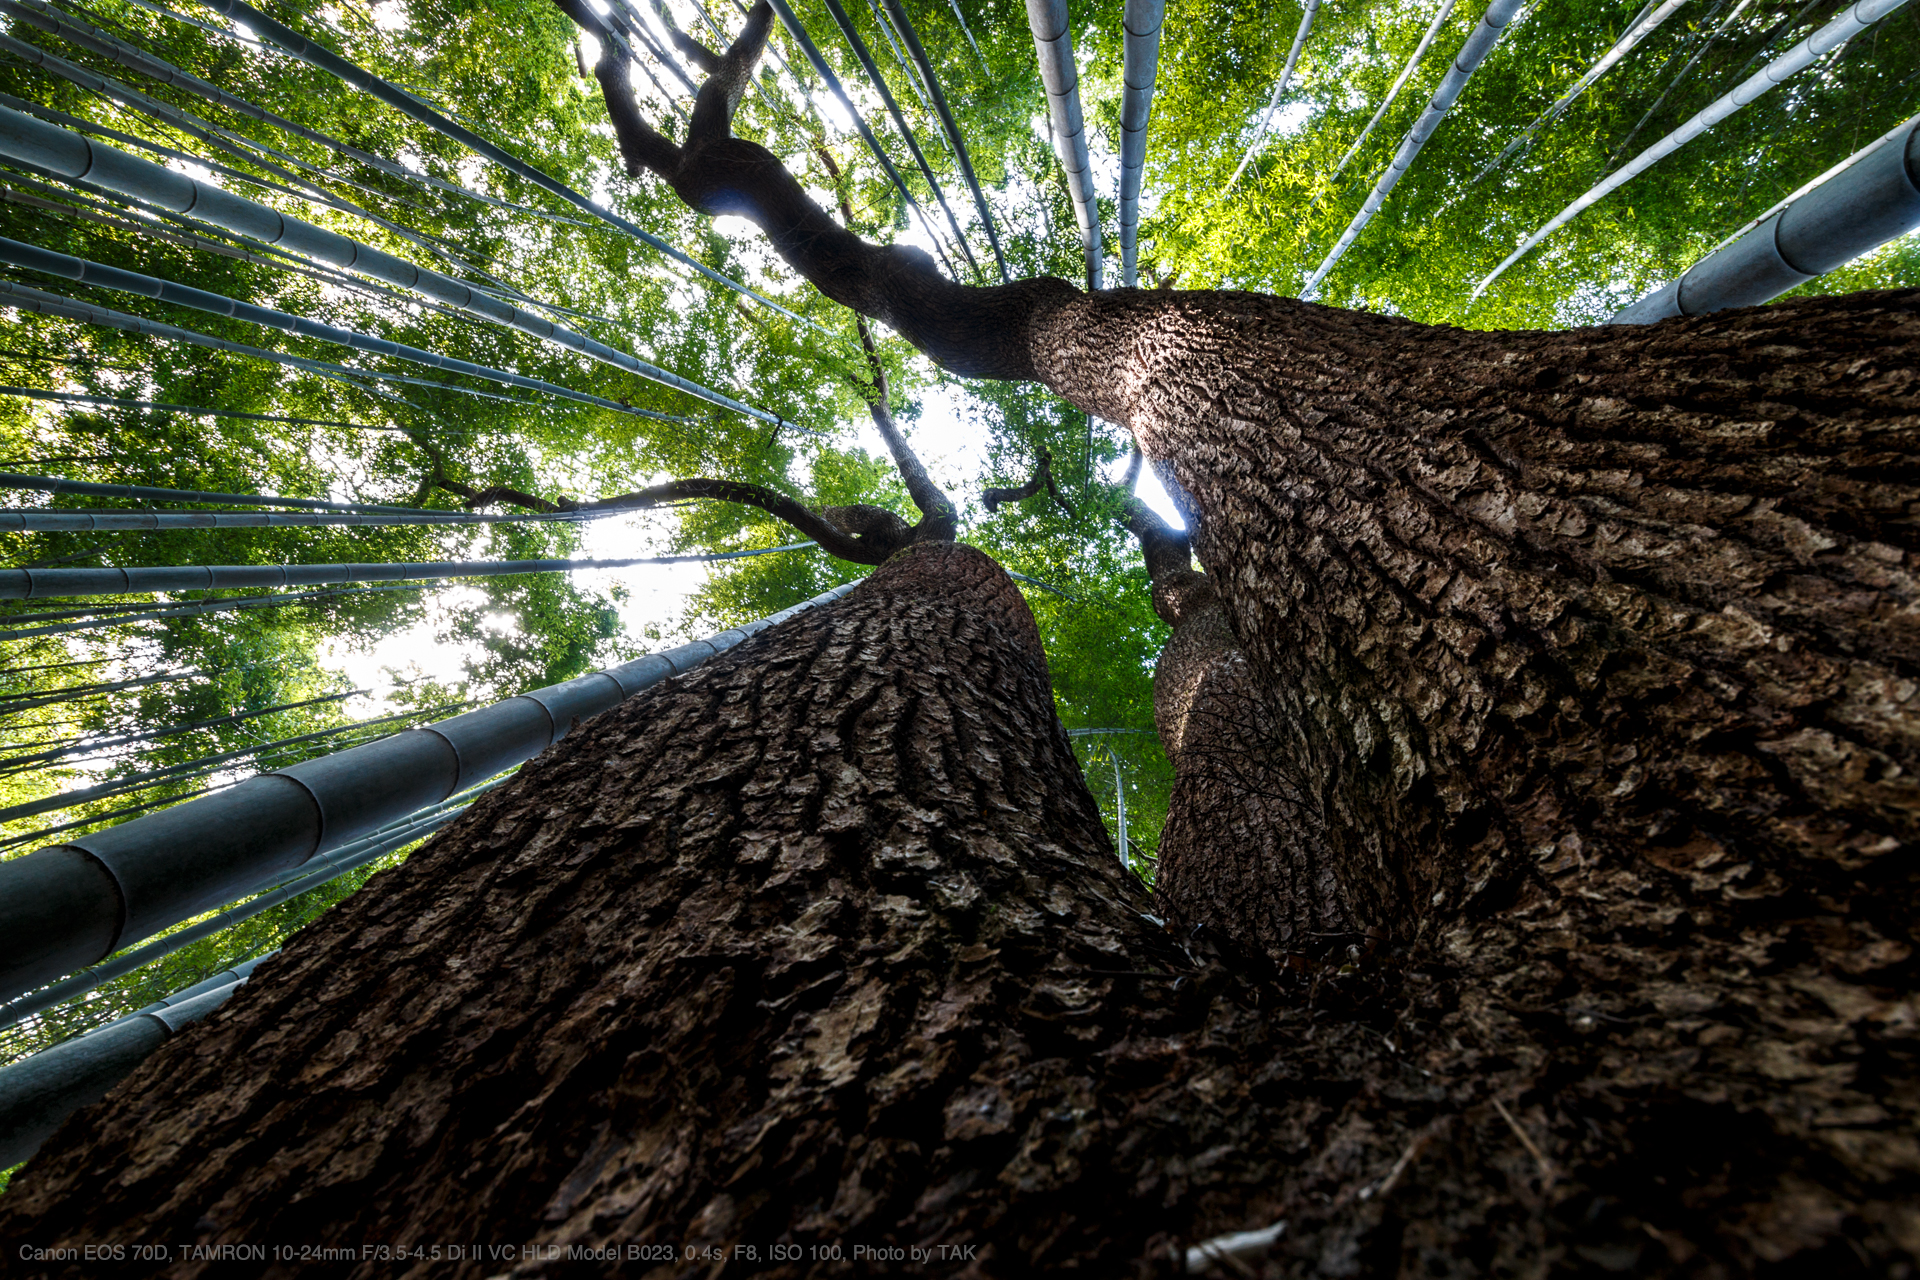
<box><xmin>439</xmin><ymin>479</ymin><xmax>566</xmax><ymax>513</ymax></box>
<box><xmin>567</xmin><ymin>0</ymin><xmax>1079</xmax><ymax>380</ymax></box>
<box><xmin>1111</xmin><ymin>448</ymin><xmax>1206</xmax><ymax>625</ymax></box>
<box><xmin>982</xmin><ymin>448</ymin><xmax>1073</xmax><ymax>518</ymax></box>
<box><xmin>454</xmin><ymin>477</ymin><xmax>910</xmax><ymax>564</ymax></box>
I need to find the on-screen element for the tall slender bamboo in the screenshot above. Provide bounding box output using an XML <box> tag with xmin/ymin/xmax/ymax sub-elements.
<box><xmin>0</xmin><ymin>385</ymin><xmax>386</xmax><ymax>434</ymax></box>
<box><xmin>1306</xmin><ymin>0</ymin><xmax>1525</xmax><ymax>295</ymax></box>
<box><xmin>0</xmin><ymin>468</ymin><xmax>454</xmax><ymax>514</ymax></box>
<box><xmin>1470</xmin><ymin>0</ymin><xmax>1688</xmax><ymax>185</ymax></box>
<box><xmin>1470</xmin><ymin>0</ymin><xmax>1910</xmax><ymax>301</ymax></box>
<box><xmin>0</xmin><ymin>702</ymin><xmax>464</xmax><ymax>825</ymax></box>
<box><xmin>0</xmin><ymin>789</ymin><xmax>487</xmax><ymax>1035</ymax></box>
<box><xmin>1607</xmin><ymin>0</ymin><xmax>1750</xmax><ymax>166</ymax></box>
<box><xmin>816</xmin><ymin>0</ymin><xmax>982</xmax><ymax>277</ymax></box>
<box><xmin>0</xmin><ymin>691</ymin><xmax>365</xmax><ymax>775</ymax></box>
<box><xmin>1329</xmin><ymin>0</ymin><xmax>1458</xmax><ymax>180</ymax></box>
<box><xmin>761</xmin><ymin>0</ymin><xmax>958</xmax><ymax>281</ymax></box>
<box><xmin>0</xmin><ymin>507</ymin><xmax>587</xmax><ymax>532</ymax></box>
<box><xmin>1026</xmin><ymin>0</ymin><xmax>1103</xmax><ymax>288</ymax></box>
<box><xmin>1119</xmin><ymin>0</ymin><xmax>1163</xmax><ymax>286</ymax></box>
<box><xmin>0</xmin><ymin>582</ymin><xmax>862</xmax><ymax>1006</ymax></box>
<box><xmin>0</xmin><ymin>542</ymin><xmax>823</xmax><ymax>601</ymax></box>
<box><xmin>1609</xmin><ymin>113</ymin><xmax>1920</xmax><ymax>321</ymax></box>
<box><xmin>189</xmin><ymin>0</ymin><xmax>830</xmax><ymax>337</ymax></box>
<box><xmin>0</xmin><ymin>0</ymin><xmax>598</xmax><ymax>230</ymax></box>
<box><xmin>1224</xmin><ymin>0</ymin><xmax>1321</xmax><ymax>192</ymax></box>
<box><xmin>881</xmin><ymin>0</ymin><xmax>1010</xmax><ymax>281</ymax></box>
<box><xmin>0</xmin><ymin>222</ymin><xmax>751</xmax><ymax>425</ymax></box>
<box><xmin>863</xmin><ymin>0</ymin><xmax>948</xmax><ymax>154</ymax></box>
<box><xmin>944</xmin><ymin>0</ymin><xmax>988</xmax><ymax>66</ymax></box>
<box><xmin>0</xmin><ymin>108</ymin><xmax>749</xmax><ymax>422</ymax></box>
<box><xmin>0</xmin><ymin>584</ymin><xmax>433</xmax><ymax>644</ymax></box>
<box><xmin>1704</xmin><ymin>112</ymin><xmax>1919</xmax><ymax>254</ymax></box>
<box><xmin>0</xmin><ymin>277</ymin><xmax>570</xmax><ymax>412</ymax></box>
<box><xmin>0</xmin><ymin>671</ymin><xmax>200</xmax><ymax>719</ymax></box>
<box><xmin>0</xmin><ymin>75</ymin><xmax>536</xmax><ymax>310</ymax></box>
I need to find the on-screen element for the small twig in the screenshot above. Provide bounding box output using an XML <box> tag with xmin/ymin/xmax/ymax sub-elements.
<box><xmin>1360</xmin><ymin>1129</ymin><xmax>1430</xmax><ymax>1202</ymax></box>
<box><xmin>1492</xmin><ymin>1097</ymin><xmax>1556</xmax><ymax>1187</ymax></box>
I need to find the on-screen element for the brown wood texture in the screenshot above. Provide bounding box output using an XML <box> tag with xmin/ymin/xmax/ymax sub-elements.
<box><xmin>0</xmin><ymin>544</ymin><xmax>1254</xmax><ymax>1276</ymax></box>
<box><xmin>6</xmin><ymin>292</ymin><xmax>1919</xmax><ymax>1270</ymax></box>
<box><xmin>1151</xmin><ymin>571</ymin><xmax>1355</xmax><ymax>972</ymax></box>
<box><xmin>1033</xmin><ymin>287</ymin><xmax>1920</xmax><ymax>1271</ymax></box>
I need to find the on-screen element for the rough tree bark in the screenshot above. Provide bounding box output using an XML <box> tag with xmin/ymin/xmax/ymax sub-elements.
<box><xmin>1115</xmin><ymin>453</ymin><xmax>1355</xmax><ymax>971</ymax></box>
<box><xmin>4</xmin><ymin>3</ymin><xmax>1917</xmax><ymax>1272</ymax></box>
<box><xmin>4</xmin><ymin>543</ymin><xmax>1301</xmax><ymax>1276</ymax></box>
<box><xmin>523</xmin><ymin>13</ymin><xmax>1919</xmax><ymax>1264</ymax></box>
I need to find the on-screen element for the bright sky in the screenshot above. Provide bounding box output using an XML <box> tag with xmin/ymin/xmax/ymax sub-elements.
<box><xmin>322</xmin><ymin>385</ymin><xmax>1183</xmax><ymax>716</ymax></box>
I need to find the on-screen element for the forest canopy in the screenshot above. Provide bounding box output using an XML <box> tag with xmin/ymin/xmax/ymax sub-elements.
<box><xmin>0</xmin><ymin>0</ymin><xmax>1915</xmax><ymax>1074</ymax></box>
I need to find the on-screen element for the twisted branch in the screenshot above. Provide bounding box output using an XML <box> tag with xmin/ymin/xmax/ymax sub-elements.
<box><xmin>452</xmin><ymin>477</ymin><xmax>913</xmax><ymax>564</ymax></box>
<box><xmin>982</xmin><ymin>448</ymin><xmax>1073</xmax><ymax>517</ymax></box>
<box><xmin>562</xmin><ymin>0</ymin><xmax>1079</xmax><ymax>380</ymax></box>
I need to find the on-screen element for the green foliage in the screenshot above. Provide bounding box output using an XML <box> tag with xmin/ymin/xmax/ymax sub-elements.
<box><xmin>1131</xmin><ymin>0</ymin><xmax>1920</xmax><ymax>324</ymax></box>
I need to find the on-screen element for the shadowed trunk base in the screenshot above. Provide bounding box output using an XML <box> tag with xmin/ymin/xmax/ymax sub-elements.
<box><xmin>4</xmin><ymin>519</ymin><xmax>1915</xmax><ymax>1275</ymax></box>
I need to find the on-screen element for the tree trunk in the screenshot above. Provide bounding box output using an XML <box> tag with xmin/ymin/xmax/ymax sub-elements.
<box><xmin>8</xmin><ymin>281</ymin><xmax>1920</xmax><ymax>1274</ymax></box>
<box><xmin>1039</xmin><ymin>287</ymin><xmax>1920</xmax><ymax>1271</ymax></box>
<box><xmin>0</xmin><ymin>542</ymin><xmax>1271</xmax><ymax>1275</ymax></box>
<box><xmin>1149</xmin><ymin>569</ymin><xmax>1354</xmax><ymax>970</ymax></box>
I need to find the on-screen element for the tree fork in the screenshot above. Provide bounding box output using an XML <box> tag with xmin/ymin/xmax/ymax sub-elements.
<box><xmin>581</xmin><ymin>9</ymin><xmax>1920</xmax><ymax>1264</ymax></box>
<box><xmin>0</xmin><ymin>543</ymin><xmax>1288</xmax><ymax>1273</ymax></box>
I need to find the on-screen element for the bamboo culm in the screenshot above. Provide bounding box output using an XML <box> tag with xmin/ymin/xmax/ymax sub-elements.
<box><xmin>0</xmin><ymin>384</ymin><xmax>388</xmax><ymax>434</ymax></box>
<box><xmin>816</xmin><ymin>0</ymin><xmax>982</xmax><ymax>278</ymax></box>
<box><xmin>1119</xmin><ymin>0</ymin><xmax>1163</xmax><ymax>286</ymax></box>
<box><xmin>1329</xmin><ymin>0</ymin><xmax>1457</xmax><ymax>180</ymax></box>
<box><xmin>0</xmin><ymin>0</ymin><xmax>599</xmax><ymax>229</ymax></box>
<box><xmin>1471</xmin><ymin>0</ymin><xmax>1911</xmax><ymax>300</ymax></box>
<box><xmin>0</xmin><ymin>468</ymin><xmax>503</xmax><ymax>514</ymax></box>
<box><xmin>0</xmin><ymin>582</ymin><xmax>861</xmax><ymax>1006</ymax></box>
<box><xmin>0</xmin><ymin>108</ymin><xmax>775</xmax><ymax>423</ymax></box>
<box><xmin>192</xmin><ymin>0</ymin><xmax>830</xmax><ymax>337</ymax></box>
<box><xmin>1610</xmin><ymin>114</ymin><xmax>1920</xmax><ymax>321</ymax></box>
<box><xmin>0</xmin><ymin>544</ymin><xmax>821</xmax><ymax>602</ymax></box>
<box><xmin>1026</xmin><ymin>0</ymin><xmax>1103</xmax><ymax>288</ymax></box>
<box><xmin>0</xmin><ymin>794</ymin><xmax>484</xmax><ymax>1037</ymax></box>
<box><xmin>0</xmin><ymin>277</ymin><xmax>589</xmax><ymax>414</ymax></box>
<box><xmin>761</xmin><ymin>0</ymin><xmax>959</xmax><ymax>281</ymax></box>
<box><xmin>0</xmin><ymin>689</ymin><xmax>368</xmax><ymax>775</ymax></box>
<box><xmin>881</xmin><ymin>0</ymin><xmax>1010</xmax><ymax>280</ymax></box>
<box><xmin>1224</xmin><ymin>0</ymin><xmax>1321</xmax><ymax>192</ymax></box>
<box><xmin>1308</xmin><ymin>0</ymin><xmax>1524</xmax><ymax>295</ymax></box>
<box><xmin>0</xmin><ymin>701</ymin><xmax>466</xmax><ymax>825</ymax></box>
<box><xmin>1469</xmin><ymin>0</ymin><xmax>1687</xmax><ymax>185</ymax></box>
<box><xmin>0</xmin><ymin>229</ymin><xmax>745</xmax><ymax>425</ymax></box>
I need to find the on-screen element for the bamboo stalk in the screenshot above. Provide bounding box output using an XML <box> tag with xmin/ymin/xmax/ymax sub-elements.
<box><xmin>1470</xmin><ymin>0</ymin><xmax>1911</xmax><ymax>302</ymax></box>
